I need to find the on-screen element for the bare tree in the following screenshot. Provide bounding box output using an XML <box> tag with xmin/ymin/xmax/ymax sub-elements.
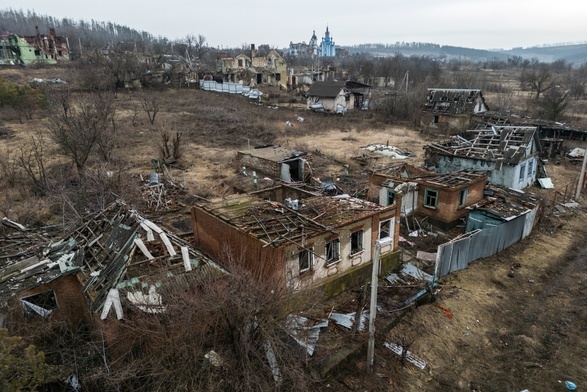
<box><xmin>57</xmin><ymin>260</ymin><xmax>316</xmax><ymax>391</ymax></box>
<box><xmin>155</xmin><ymin>126</ymin><xmax>182</xmax><ymax>163</ymax></box>
<box><xmin>47</xmin><ymin>93</ymin><xmax>116</xmax><ymax>181</ymax></box>
<box><xmin>17</xmin><ymin>131</ymin><xmax>49</xmax><ymax>196</ymax></box>
<box><xmin>141</xmin><ymin>96</ymin><xmax>160</xmax><ymax>125</ymax></box>
<box><xmin>539</xmin><ymin>88</ymin><xmax>568</xmax><ymax>122</ymax></box>
<box><xmin>521</xmin><ymin>64</ymin><xmax>555</xmax><ymax>99</ymax></box>
<box><xmin>194</xmin><ymin>34</ymin><xmax>207</xmax><ymax>60</ymax></box>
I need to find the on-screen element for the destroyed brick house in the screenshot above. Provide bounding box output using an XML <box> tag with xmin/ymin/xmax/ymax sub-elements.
<box><xmin>191</xmin><ymin>189</ymin><xmax>401</xmax><ymax>295</ymax></box>
<box><xmin>217</xmin><ymin>45</ymin><xmax>287</xmax><ymax>88</ymax></box>
<box><xmin>421</xmin><ymin>88</ymin><xmax>489</xmax><ymax>132</ymax></box>
<box><xmin>306</xmin><ymin>80</ymin><xmax>354</xmax><ymax>113</ymax></box>
<box><xmin>236</xmin><ymin>145</ymin><xmax>312</xmax><ymax>183</ymax></box>
<box><xmin>0</xmin><ymin>201</ymin><xmax>226</xmax><ymax>330</ymax></box>
<box><xmin>0</xmin><ymin>26</ymin><xmax>70</xmax><ymax>65</ymax></box>
<box><xmin>425</xmin><ymin>126</ymin><xmax>540</xmax><ymax>191</ymax></box>
<box><xmin>368</xmin><ymin>164</ymin><xmax>487</xmax><ymax>230</ymax></box>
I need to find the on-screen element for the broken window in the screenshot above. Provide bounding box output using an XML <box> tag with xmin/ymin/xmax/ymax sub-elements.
<box><xmin>350</xmin><ymin>230</ymin><xmax>364</xmax><ymax>254</ymax></box>
<box><xmin>238</xmin><ymin>59</ymin><xmax>243</xmax><ymax>67</ymax></box>
<box><xmin>459</xmin><ymin>188</ymin><xmax>468</xmax><ymax>207</ymax></box>
<box><xmin>387</xmin><ymin>190</ymin><xmax>395</xmax><ymax>205</ymax></box>
<box><xmin>433</xmin><ymin>115</ymin><xmax>439</xmax><ymax>124</ymax></box>
<box><xmin>519</xmin><ymin>163</ymin><xmax>526</xmax><ymax>182</ymax></box>
<box><xmin>275</xmin><ymin>73</ymin><xmax>281</xmax><ymax>81</ymax></box>
<box><xmin>325</xmin><ymin>238</ymin><xmax>340</xmax><ymax>265</ymax></box>
<box><xmin>21</xmin><ymin>290</ymin><xmax>58</xmax><ymax>319</ymax></box>
<box><xmin>527</xmin><ymin>160</ymin><xmax>534</xmax><ymax>179</ymax></box>
<box><xmin>424</xmin><ymin>189</ymin><xmax>438</xmax><ymax>208</ymax></box>
<box><xmin>299</xmin><ymin>248</ymin><xmax>313</xmax><ymax>273</ymax></box>
<box><xmin>379</xmin><ymin>219</ymin><xmax>392</xmax><ymax>241</ymax></box>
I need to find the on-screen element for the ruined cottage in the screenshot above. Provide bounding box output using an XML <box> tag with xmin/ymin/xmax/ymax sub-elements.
<box><xmin>425</xmin><ymin>126</ymin><xmax>540</xmax><ymax>191</ymax></box>
<box><xmin>191</xmin><ymin>192</ymin><xmax>401</xmax><ymax>295</ymax></box>
<box><xmin>421</xmin><ymin>88</ymin><xmax>489</xmax><ymax>132</ymax></box>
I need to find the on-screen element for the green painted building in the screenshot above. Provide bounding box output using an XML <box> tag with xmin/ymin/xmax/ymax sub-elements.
<box><xmin>0</xmin><ymin>27</ymin><xmax>70</xmax><ymax>65</ymax></box>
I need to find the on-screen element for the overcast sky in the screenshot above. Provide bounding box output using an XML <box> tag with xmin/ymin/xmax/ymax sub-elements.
<box><xmin>10</xmin><ymin>1</ymin><xmax>587</xmax><ymax>50</ymax></box>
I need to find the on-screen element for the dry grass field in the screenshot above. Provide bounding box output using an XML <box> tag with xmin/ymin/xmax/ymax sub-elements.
<box><xmin>1</xmin><ymin>64</ymin><xmax>587</xmax><ymax>391</ymax></box>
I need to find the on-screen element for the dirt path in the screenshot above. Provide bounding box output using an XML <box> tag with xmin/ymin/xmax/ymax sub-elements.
<box><xmin>388</xmin><ymin>207</ymin><xmax>587</xmax><ymax>391</ymax></box>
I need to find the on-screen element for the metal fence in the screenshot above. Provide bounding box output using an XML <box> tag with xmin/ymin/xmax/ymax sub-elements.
<box><xmin>434</xmin><ymin>207</ymin><xmax>538</xmax><ymax>278</ymax></box>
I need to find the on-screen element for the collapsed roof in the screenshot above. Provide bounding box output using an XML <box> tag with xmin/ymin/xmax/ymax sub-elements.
<box><xmin>426</xmin><ymin>125</ymin><xmax>539</xmax><ymax>165</ymax></box>
<box><xmin>0</xmin><ymin>200</ymin><xmax>226</xmax><ymax>315</ymax></box>
<box><xmin>196</xmin><ymin>194</ymin><xmax>386</xmax><ymax>248</ymax></box>
<box><xmin>424</xmin><ymin>88</ymin><xmax>489</xmax><ymax>115</ymax></box>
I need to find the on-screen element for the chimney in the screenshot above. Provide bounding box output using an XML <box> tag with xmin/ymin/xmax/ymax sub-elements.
<box><xmin>49</xmin><ymin>27</ymin><xmax>56</xmax><ymax>39</ymax></box>
<box><xmin>251</xmin><ymin>43</ymin><xmax>256</xmax><ymax>58</ymax></box>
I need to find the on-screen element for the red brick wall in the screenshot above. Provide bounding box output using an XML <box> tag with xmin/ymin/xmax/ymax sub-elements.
<box><xmin>191</xmin><ymin>207</ymin><xmax>287</xmax><ymax>284</ymax></box>
<box><xmin>418</xmin><ymin>180</ymin><xmax>485</xmax><ymax>223</ymax></box>
<box><xmin>10</xmin><ymin>274</ymin><xmax>91</xmax><ymax>333</ymax></box>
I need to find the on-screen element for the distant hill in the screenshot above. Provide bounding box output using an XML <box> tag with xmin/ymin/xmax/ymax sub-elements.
<box><xmin>342</xmin><ymin>42</ymin><xmax>587</xmax><ymax>65</ymax></box>
<box><xmin>499</xmin><ymin>44</ymin><xmax>587</xmax><ymax>64</ymax></box>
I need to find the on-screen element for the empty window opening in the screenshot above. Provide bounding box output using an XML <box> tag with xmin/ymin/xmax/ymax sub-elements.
<box><xmin>21</xmin><ymin>290</ymin><xmax>58</xmax><ymax>319</ymax></box>
<box><xmin>519</xmin><ymin>163</ymin><xmax>526</xmax><ymax>182</ymax></box>
<box><xmin>299</xmin><ymin>248</ymin><xmax>313</xmax><ymax>273</ymax></box>
<box><xmin>459</xmin><ymin>188</ymin><xmax>468</xmax><ymax>207</ymax></box>
<box><xmin>424</xmin><ymin>189</ymin><xmax>439</xmax><ymax>208</ymax></box>
<box><xmin>379</xmin><ymin>219</ymin><xmax>392</xmax><ymax>240</ymax></box>
<box><xmin>325</xmin><ymin>238</ymin><xmax>340</xmax><ymax>265</ymax></box>
<box><xmin>350</xmin><ymin>230</ymin><xmax>364</xmax><ymax>254</ymax></box>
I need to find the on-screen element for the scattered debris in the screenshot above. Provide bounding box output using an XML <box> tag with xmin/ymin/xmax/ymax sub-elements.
<box><xmin>359</xmin><ymin>144</ymin><xmax>415</xmax><ymax>159</ymax></box>
<box><xmin>565</xmin><ymin>380</ymin><xmax>577</xmax><ymax>391</ymax></box>
<box><xmin>284</xmin><ymin>315</ymin><xmax>328</xmax><ymax>356</ymax></box>
<box><xmin>263</xmin><ymin>340</ymin><xmax>282</xmax><ymax>385</ymax></box>
<box><xmin>384</xmin><ymin>341</ymin><xmax>427</xmax><ymax>370</ymax></box>
<box><xmin>537</xmin><ymin>178</ymin><xmax>554</xmax><ymax>189</ymax></box>
<box><xmin>29</xmin><ymin>78</ymin><xmax>67</xmax><ymax>84</ymax></box>
<box><xmin>204</xmin><ymin>350</ymin><xmax>223</xmax><ymax>367</ymax></box>
<box><xmin>434</xmin><ymin>305</ymin><xmax>453</xmax><ymax>319</ymax></box>
<box><xmin>386</xmin><ymin>262</ymin><xmax>433</xmax><ymax>285</ymax></box>
<box><xmin>567</xmin><ymin>148</ymin><xmax>585</xmax><ymax>158</ymax></box>
<box><xmin>330</xmin><ymin>310</ymin><xmax>368</xmax><ymax>331</ymax></box>
<box><xmin>416</xmin><ymin>251</ymin><xmax>437</xmax><ymax>262</ymax></box>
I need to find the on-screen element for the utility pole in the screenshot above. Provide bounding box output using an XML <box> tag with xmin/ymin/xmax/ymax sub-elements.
<box><xmin>575</xmin><ymin>149</ymin><xmax>587</xmax><ymax>200</ymax></box>
<box><xmin>367</xmin><ymin>240</ymin><xmax>381</xmax><ymax>372</ymax></box>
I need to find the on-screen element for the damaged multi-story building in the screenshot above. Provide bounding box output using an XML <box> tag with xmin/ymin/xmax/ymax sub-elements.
<box><xmin>217</xmin><ymin>44</ymin><xmax>287</xmax><ymax>88</ymax></box>
<box><xmin>0</xmin><ymin>26</ymin><xmax>70</xmax><ymax>65</ymax></box>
